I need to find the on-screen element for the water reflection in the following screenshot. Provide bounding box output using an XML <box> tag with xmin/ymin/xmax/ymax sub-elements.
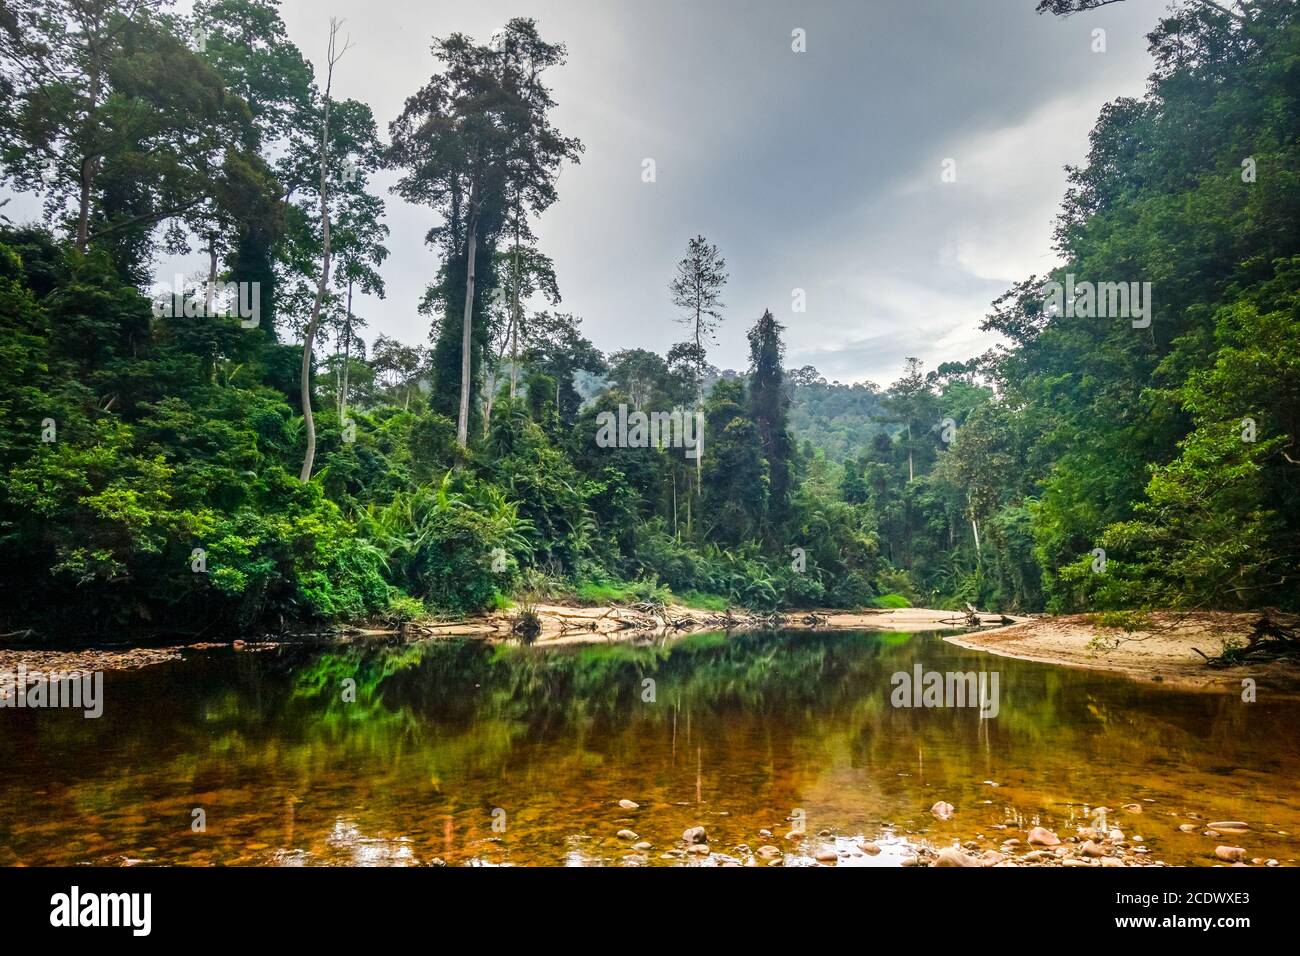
<box><xmin>1</xmin><ymin>629</ymin><xmax>1297</xmax><ymax>867</ymax></box>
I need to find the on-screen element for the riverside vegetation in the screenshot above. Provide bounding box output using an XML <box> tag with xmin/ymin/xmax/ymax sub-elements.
<box><xmin>0</xmin><ymin>0</ymin><xmax>1297</xmax><ymax>641</ymax></box>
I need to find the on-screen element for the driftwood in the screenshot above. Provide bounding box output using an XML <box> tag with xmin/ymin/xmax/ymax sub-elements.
<box><xmin>1193</xmin><ymin>615</ymin><xmax>1300</xmax><ymax>668</ymax></box>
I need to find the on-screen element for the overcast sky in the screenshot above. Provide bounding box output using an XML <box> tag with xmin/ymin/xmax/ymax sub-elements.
<box><xmin>8</xmin><ymin>0</ymin><xmax>1172</xmax><ymax>385</ymax></box>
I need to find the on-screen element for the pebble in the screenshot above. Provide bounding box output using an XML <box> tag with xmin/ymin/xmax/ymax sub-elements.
<box><xmin>858</xmin><ymin>842</ymin><xmax>881</xmax><ymax>855</ymax></box>
<box><xmin>618</xmin><ymin>799</ymin><xmax>639</xmax><ymax>811</ymax></box>
<box><xmin>616</xmin><ymin>829</ymin><xmax>638</xmax><ymax>841</ymax></box>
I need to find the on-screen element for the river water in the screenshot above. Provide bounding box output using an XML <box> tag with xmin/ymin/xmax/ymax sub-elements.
<box><xmin>1</xmin><ymin>629</ymin><xmax>1297</xmax><ymax>866</ymax></box>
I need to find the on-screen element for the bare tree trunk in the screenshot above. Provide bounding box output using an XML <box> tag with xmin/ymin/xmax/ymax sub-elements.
<box><xmin>672</xmin><ymin>467</ymin><xmax>678</xmax><ymax>538</ymax></box>
<box><xmin>971</xmin><ymin>516</ymin><xmax>981</xmax><ymax>556</ymax></box>
<box><xmin>484</xmin><ymin>308</ymin><xmax>515</xmax><ymax>436</ymax></box>
<box><xmin>456</xmin><ymin>199</ymin><xmax>479</xmax><ymax>448</ymax></box>
<box><xmin>906</xmin><ymin>421</ymin><xmax>914</xmax><ymax>482</ymax></box>
<box><xmin>509</xmin><ymin>204</ymin><xmax>521</xmax><ymax>400</ymax></box>
<box><xmin>207</xmin><ymin>232</ymin><xmax>219</xmax><ymax>382</ymax></box>
<box><xmin>206</xmin><ymin>233</ymin><xmax>218</xmax><ymax>304</ymax></box>
<box><xmin>74</xmin><ymin>31</ymin><xmax>107</xmax><ymax>254</ymax></box>
<box><xmin>340</xmin><ymin>277</ymin><xmax>353</xmax><ymax>420</ymax></box>
<box><xmin>300</xmin><ymin>20</ymin><xmax>349</xmax><ymax>482</ymax></box>
<box><xmin>686</xmin><ymin>471</ymin><xmax>692</xmax><ymax>536</ymax></box>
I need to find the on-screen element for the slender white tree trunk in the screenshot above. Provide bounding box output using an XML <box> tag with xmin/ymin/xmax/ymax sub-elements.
<box><xmin>300</xmin><ymin>20</ymin><xmax>346</xmax><ymax>482</ymax></box>
<box><xmin>510</xmin><ymin>207</ymin><xmax>521</xmax><ymax>400</ymax></box>
<box><xmin>907</xmin><ymin>422</ymin><xmax>914</xmax><ymax>482</ymax></box>
<box><xmin>340</xmin><ymin>278</ymin><xmax>353</xmax><ymax>419</ymax></box>
<box><xmin>456</xmin><ymin>202</ymin><xmax>479</xmax><ymax>448</ymax></box>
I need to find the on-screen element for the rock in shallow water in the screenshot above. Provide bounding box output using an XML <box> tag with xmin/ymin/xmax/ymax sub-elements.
<box><xmin>682</xmin><ymin>826</ymin><xmax>707</xmax><ymax>844</ymax></box>
<box><xmin>931</xmin><ymin>801</ymin><xmax>956</xmax><ymax>820</ymax></box>
<box><xmin>1027</xmin><ymin>827</ymin><xmax>1060</xmax><ymax>846</ymax></box>
<box><xmin>934</xmin><ymin>847</ymin><xmax>980</xmax><ymax>867</ymax></box>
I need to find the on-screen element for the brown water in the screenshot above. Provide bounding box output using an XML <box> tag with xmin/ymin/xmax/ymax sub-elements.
<box><xmin>1</xmin><ymin>629</ymin><xmax>1297</xmax><ymax>867</ymax></box>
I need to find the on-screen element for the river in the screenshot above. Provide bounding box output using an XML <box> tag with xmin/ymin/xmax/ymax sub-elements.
<box><xmin>1</xmin><ymin>629</ymin><xmax>1296</xmax><ymax>866</ymax></box>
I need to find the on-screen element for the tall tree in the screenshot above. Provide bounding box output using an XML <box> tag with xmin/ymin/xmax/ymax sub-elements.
<box><xmin>0</xmin><ymin>0</ymin><xmax>265</xmax><ymax>279</ymax></box>
<box><xmin>747</xmin><ymin>309</ymin><xmax>794</xmax><ymax>524</ymax></box>
<box><xmin>330</xmin><ymin>189</ymin><xmax>388</xmax><ymax>419</ymax></box>
<box><xmin>881</xmin><ymin>357</ymin><xmax>935</xmax><ymax>483</ymax></box>
<box><xmin>388</xmin><ymin>17</ymin><xmax>581</xmax><ymax>449</ymax></box>
<box><xmin>192</xmin><ymin>0</ymin><xmax>313</xmax><ymax>337</ymax></box>
<box><xmin>298</xmin><ymin>17</ymin><xmax>352</xmax><ymax>482</ymax></box>
<box><xmin>669</xmin><ymin>233</ymin><xmax>726</xmax><ymax>490</ymax></box>
<box><xmin>668</xmin><ymin>234</ymin><xmax>728</xmax><ymax>397</ymax></box>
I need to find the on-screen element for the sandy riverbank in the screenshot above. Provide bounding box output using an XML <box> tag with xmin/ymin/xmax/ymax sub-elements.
<box><xmin>402</xmin><ymin>602</ymin><xmax>1023</xmax><ymax>644</ymax></box>
<box><xmin>5</xmin><ymin>607</ymin><xmax>1295</xmax><ymax>697</ymax></box>
<box><xmin>944</xmin><ymin>611</ymin><xmax>1300</xmax><ymax>694</ymax></box>
<box><xmin>0</xmin><ymin>604</ymin><xmax>1012</xmax><ymax>693</ymax></box>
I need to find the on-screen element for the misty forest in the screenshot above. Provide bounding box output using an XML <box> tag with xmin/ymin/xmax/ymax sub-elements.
<box><xmin>0</xmin><ymin>0</ymin><xmax>1297</xmax><ymax>639</ymax></box>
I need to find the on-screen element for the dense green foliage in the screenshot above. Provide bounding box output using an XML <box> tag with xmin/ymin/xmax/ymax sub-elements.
<box><xmin>0</xmin><ymin>0</ymin><xmax>1295</xmax><ymax>636</ymax></box>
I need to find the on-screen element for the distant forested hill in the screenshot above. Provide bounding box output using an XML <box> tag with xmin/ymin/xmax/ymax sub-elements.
<box><xmin>785</xmin><ymin>369</ymin><xmax>889</xmax><ymax>461</ymax></box>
